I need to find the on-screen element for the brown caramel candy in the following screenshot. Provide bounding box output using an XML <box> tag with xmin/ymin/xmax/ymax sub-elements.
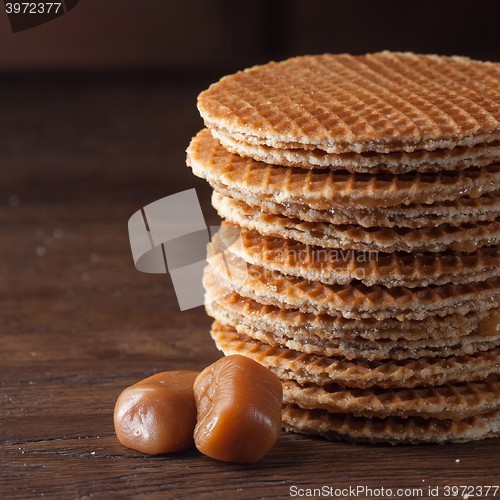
<box><xmin>114</xmin><ymin>370</ymin><xmax>199</xmax><ymax>455</ymax></box>
<box><xmin>193</xmin><ymin>354</ymin><xmax>283</xmax><ymax>463</ymax></box>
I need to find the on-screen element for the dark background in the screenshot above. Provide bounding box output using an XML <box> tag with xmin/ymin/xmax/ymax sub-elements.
<box><xmin>2</xmin><ymin>0</ymin><xmax>500</xmax><ymax>72</ymax></box>
<box><xmin>3</xmin><ymin>0</ymin><xmax>500</xmax><ymax>208</ymax></box>
<box><xmin>2</xmin><ymin>1</ymin><xmax>500</xmax><ymax>499</ymax></box>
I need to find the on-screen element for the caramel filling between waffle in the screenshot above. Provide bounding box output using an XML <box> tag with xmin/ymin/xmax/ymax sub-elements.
<box><xmin>450</xmin><ymin>241</ymin><xmax>479</xmax><ymax>253</ymax></box>
<box><xmin>478</xmin><ymin>312</ymin><xmax>500</xmax><ymax>337</ymax></box>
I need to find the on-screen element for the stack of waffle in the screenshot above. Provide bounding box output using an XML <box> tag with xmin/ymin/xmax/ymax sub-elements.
<box><xmin>187</xmin><ymin>51</ymin><xmax>500</xmax><ymax>444</ymax></box>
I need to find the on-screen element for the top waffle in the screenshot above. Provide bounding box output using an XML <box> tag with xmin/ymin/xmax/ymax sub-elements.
<box><xmin>198</xmin><ymin>52</ymin><xmax>500</xmax><ymax>161</ymax></box>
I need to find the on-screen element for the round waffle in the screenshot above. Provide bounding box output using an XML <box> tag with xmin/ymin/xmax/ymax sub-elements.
<box><xmin>213</xmin><ymin>189</ymin><xmax>500</xmax><ymax>230</ymax></box>
<box><xmin>212</xmin><ymin>127</ymin><xmax>500</xmax><ymax>173</ymax></box>
<box><xmin>207</xmin><ymin>254</ymin><xmax>500</xmax><ymax>320</ymax></box>
<box><xmin>282</xmin><ymin>405</ymin><xmax>500</xmax><ymax>445</ymax></box>
<box><xmin>198</xmin><ymin>52</ymin><xmax>500</xmax><ymax>156</ymax></box>
<box><xmin>213</xmin><ymin>193</ymin><xmax>500</xmax><ymax>253</ymax></box>
<box><xmin>222</xmin><ymin>225</ymin><xmax>500</xmax><ymax>287</ymax></box>
<box><xmin>211</xmin><ymin>322</ymin><xmax>500</xmax><ymax>389</ymax></box>
<box><xmin>203</xmin><ymin>275</ymin><xmax>489</xmax><ymax>342</ymax></box>
<box><xmin>282</xmin><ymin>376</ymin><xmax>500</xmax><ymax>420</ymax></box>
<box><xmin>206</xmin><ymin>299</ymin><xmax>500</xmax><ymax>361</ymax></box>
<box><xmin>187</xmin><ymin>129</ymin><xmax>500</xmax><ymax>209</ymax></box>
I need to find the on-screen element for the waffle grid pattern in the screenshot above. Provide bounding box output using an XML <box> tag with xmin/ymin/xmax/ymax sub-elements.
<box><xmin>190</xmin><ymin>51</ymin><xmax>500</xmax><ymax>443</ymax></box>
<box><xmin>198</xmin><ymin>52</ymin><xmax>500</xmax><ymax>153</ymax></box>
<box><xmin>187</xmin><ymin>129</ymin><xmax>500</xmax><ymax>209</ymax></box>
<box><xmin>229</xmin><ymin>227</ymin><xmax>500</xmax><ymax>287</ymax></box>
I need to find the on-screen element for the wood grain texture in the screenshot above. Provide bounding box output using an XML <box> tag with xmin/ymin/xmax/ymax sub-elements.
<box><xmin>0</xmin><ymin>75</ymin><xmax>499</xmax><ymax>500</ymax></box>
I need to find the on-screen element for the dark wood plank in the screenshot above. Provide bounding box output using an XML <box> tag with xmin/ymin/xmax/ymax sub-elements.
<box><xmin>0</xmin><ymin>75</ymin><xmax>499</xmax><ymax>500</ymax></box>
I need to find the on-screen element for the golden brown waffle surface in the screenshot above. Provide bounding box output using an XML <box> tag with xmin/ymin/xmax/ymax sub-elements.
<box><xmin>198</xmin><ymin>52</ymin><xmax>500</xmax><ymax>155</ymax></box>
<box><xmin>213</xmin><ymin>189</ymin><xmax>500</xmax><ymax>230</ymax></box>
<box><xmin>187</xmin><ymin>129</ymin><xmax>500</xmax><ymax>209</ymax></box>
<box><xmin>191</xmin><ymin>51</ymin><xmax>500</xmax><ymax>444</ymax></box>
<box><xmin>206</xmin><ymin>299</ymin><xmax>500</xmax><ymax>361</ymax></box>
<box><xmin>213</xmin><ymin>192</ymin><xmax>500</xmax><ymax>253</ymax></box>
<box><xmin>207</xmin><ymin>254</ymin><xmax>500</xmax><ymax>320</ymax></box>
<box><xmin>187</xmin><ymin>130</ymin><xmax>500</xmax><ymax>210</ymax></box>
<box><xmin>282</xmin><ymin>405</ymin><xmax>500</xmax><ymax>445</ymax></box>
<box><xmin>212</xmin><ymin>127</ymin><xmax>500</xmax><ymax>173</ymax></box>
<box><xmin>282</xmin><ymin>377</ymin><xmax>500</xmax><ymax>420</ymax></box>
<box><xmin>211</xmin><ymin>322</ymin><xmax>500</xmax><ymax>390</ymax></box>
<box><xmin>224</xmin><ymin>225</ymin><xmax>500</xmax><ymax>287</ymax></box>
<box><xmin>203</xmin><ymin>276</ymin><xmax>488</xmax><ymax>341</ymax></box>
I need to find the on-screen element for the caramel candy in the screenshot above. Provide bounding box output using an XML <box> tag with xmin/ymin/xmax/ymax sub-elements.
<box><xmin>114</xmin><ymin>370</ymin><xmax>199</xmax><ymax>455</ymax></box>
<box><xmin>193</xmin><ymin>354</ymin><xmax>283</xmax><ymax>463</ymax></box>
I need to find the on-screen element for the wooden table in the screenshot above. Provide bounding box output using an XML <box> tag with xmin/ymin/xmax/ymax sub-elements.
<box><xmin>0</xmin><ymin>74</ymin><xmax>499</xmax><ymax>500</ymax></box>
